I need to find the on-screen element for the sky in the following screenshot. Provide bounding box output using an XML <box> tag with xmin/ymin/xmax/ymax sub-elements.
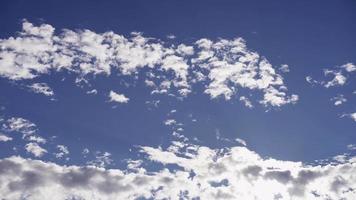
<box><xmin>0</xmin><ymin>0</ymin><xmax>356</xmax><ymax>199</ymax></box>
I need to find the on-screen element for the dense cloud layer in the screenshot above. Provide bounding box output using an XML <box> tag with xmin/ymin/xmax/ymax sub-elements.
<box><xmin>0</xmin><ymin>141</ymin><xmax>355</xmax><ymax>200</ymax></box>
<box><xmin>0</xmin><ymin>20</ymin><xmax>297</xmax><ymax>107</ymax></box>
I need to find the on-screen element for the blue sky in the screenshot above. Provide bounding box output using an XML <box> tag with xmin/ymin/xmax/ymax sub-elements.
<box><xmin>0</xmin><ymin>0</ymin><xmax>356</xmax><ymax>199</ymax></box>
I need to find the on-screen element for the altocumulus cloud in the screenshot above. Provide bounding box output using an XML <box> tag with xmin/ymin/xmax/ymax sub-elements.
<box><xmin>0</xmin><ymin>140</ymin><xmax>355</xmax><ymax>200</ymax></box>
<box><xmin>0</xmin><ymin>20</ymin><xmax>298</xmax><ymax>107</ymax></box>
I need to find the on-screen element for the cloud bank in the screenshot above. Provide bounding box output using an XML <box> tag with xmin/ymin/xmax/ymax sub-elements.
<box><xmin>0</xmin><ymin>140</ymin><xmax>355</xmax><ymax>200</ymax></box>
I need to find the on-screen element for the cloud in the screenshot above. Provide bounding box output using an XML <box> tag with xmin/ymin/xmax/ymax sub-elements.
<box><xmin>109</xmin><ymin>90</ymin><xmax>129</xmax><ymax>104</ymax></box>
<box><xmin>324</xmin><ymin>70</ymin><xmax>347</xmax><ymax>88</ymax></box>
<box><xmin>0</xmin><ymin>141</ymin><xmax>355</xmax><ymax>200</ymax></box>
<box><xmin>331</xmin><ymin>94</ymin><xmax>347</xmax><ymax>106</ymax></box>
<box><xmin>347</xmin><ymin>144</ymin><xmax>356</xmax><ymax>150</ymax></box>
<box><xmin>0</xmin><ymin>21</ymin><xmax>297</xmax><ymax>108</ymax></box>
<box><xmin>306</xmin><ymin>63</ymin><xmax>356</xmax><ymax>122</ymax></box>
<box><xmin>279</xmin><ymin>64</ymin><xmax>290</xmax><ymax>73</ymax></box>
<box><xmin>164</xmin><ymin>119</ymin><xmax>176</xmax><ymax>126</ymax></box>
<box><xmin>3</xmin><ymin>117</ymin><xmax>37</xmax><ymax>137</ymax></box>
<box><xmin>345</xmin><ymin>112</ymin><xmax>356</xmax><ymax>122</ymax></box>
<box><xmin>86</xmin><ymin>89</ymin><xmax>98</xmax><ymax>95</ymax></box>
<box><xmin>25</xmin><ymin>142</ymin><xmax>47</xmax><ymax>157</ymax></box>
<box><xmin>306</xmin><ymin>63</ymin><xmax>356</xmax><ymax>88</ymax></box>
<box><xmin>28</xmin><ymin>83</ymin><xmax>54</xmax><ymax>96</ymax></box>
<box><xmin>87</xmin><ymin>151</ymin><xmax>113</xmax><ymax>168</ymax></box>
<box><xmin>235</xmin><ymin>137</ymin><xmax>247</xmax><ymax>146</ymax></box>
<box><xmin>340</xmin><ymin>63</ymin><xmax>356</xmax><ymax>72</ymax></box>
<box><xmin>55</xmin><ymin>145</ymin><xmax>70</xmax><ymax>159</ymax></box>
<box><xmin>239</xmin><ymin>96</ymin><xmax>254</xmax><ymax>108</ymax></box>
<box><xmin>0</xmin><ymin>133</ymin><xmax>12</xmax><ymax>142</ymax></box>
<box><xmin>27</xmin><ymin>135</ymin><xmax>46</xmax><ymax>144</ymax></box>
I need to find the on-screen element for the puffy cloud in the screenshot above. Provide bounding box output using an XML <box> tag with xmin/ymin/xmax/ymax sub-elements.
<box><xmin>28</xmin><ymin>83</ymin><xmax>54</xmax><ymax>96</ymax></box>
<box><xmin>340</xmin><ymin>63</ymin><xmax>356</xmax><ymax>72</ymax></box>
<box><xmin>0</xmin><ymin>141</ymin><xmax>355</xmax><ymax>200</ymax></box>
<box><xmin>307</xmin><ymin>63</ymin><xmax>355</xmax><ymax>88</ymax></box>
<box><xmin>324</xmin><ymin>70</ymin><xmax>347</xmax><ymax>88</ymax></box>
<box><xmin>0</xmin><ymin>133</ymin><xmax>12</xmax><ymax>142</ymax></box>
<box><xmin>55</xmin><ymin>145</ymin><xmax>70</xmax><ymax>159</ymax></box>
<box><xmin>27</xmin><ymin>135</ymin><xmax>46</xmax><ymax>144</ymax></box>
<box><xmin>0</xmin><ymin>21</ymin><xmax>297</xmax><ymax>108</ymax></box>
<box><xmin>109</xmin><ymin>90</ymin><xmax>129</xmax><ymax>104</ymax></box>
<box><xmin>25</xmin><ymin>142</ymin><xmax>47</xmax><ymax>157</ymax></box>
<box><xmin>3</xmin><ymin>117</ymin><xmax>37</xmax><ymax>137</ymax></box>
<box><xmin>331</xmin><ymin>94</ymin><xmax>347</xmax><ymax>106</ymax></box>
<box><xmin>192</xmin><ymin>38</ymin><xmax>297</xmax><ymax>106</ymax></box>
<box><xmin>239</xmin><ymin>96</ymin><xmax>254</xmax><ymax>108</ymax></box>
<box><xmin>279</xmin><ymin>64</ymin><xmax>290</xmax><ymax>73</ymax></box>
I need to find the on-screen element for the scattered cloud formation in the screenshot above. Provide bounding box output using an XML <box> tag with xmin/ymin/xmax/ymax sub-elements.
<box><xmin>87</xmin><ymin>151</ymin><xmax>113</xmax><ymax>168</ymax></box>
<box><xmin>0</xmin><ymin>20</ymin><xmax>298</xmax><ymax>108</ymax></box>
<box><xmin>3</xmin><ymin>117</ymin><xmax>37</xmax><ymax>137</ymax></box>
<box><xmin>0</xmin><ymin>140</ymin><xmax>355</xmax><ymax>200</ymax></box>
<box><xmin>306</xmin><ymin>63</ymin><xmax>356</xmax><ymax>88</ymax></box>
<box><xmin>25</xmin><ymin>142</ymin><xmax>47</xmax><ymax>157</ymax></box>
<box><xmin>28</xmin><ymin>83</ymin><xmax>54</xmax><ymax>96</ymax></box>
<box><xmin>306</xmin><ymin>63</ymin><xmax>356</xmax><ymax>122</ymax></box>
<box><xmin>331</xmin><ymin>94</ymin><xmax>347</xmax><ymax>106</ymax></box>
<box><xmin>55</xmin><ymin>145</ymin><xmax>70</xmax><ymax>159</ymax></box>
<box><xmin>239</xmin><ymin>96</ymin><xmax>253</xmax><ymax>108</ymax></box>
<box><xmin>109</xmin><ymin>90</ymin><xmax>129</xmax><ymax>104</ymax></box>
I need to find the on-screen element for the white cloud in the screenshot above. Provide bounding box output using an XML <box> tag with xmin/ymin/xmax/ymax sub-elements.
<box><xmin>347</xmin><ymin>144</ymin><xmax>356</xmax><ymax>150</ymax></box>
<box><xmin>55</xmin><ymin>145</ymin><xmax>70</xmax><ymax>159</ymax></box>
<box><xmin>3</xmin><ymin>117</ymin><xmax>37</xmax><ymax>137</ymax></box>
<box><xmin>87</xmin><ymin>151</ymin><xmax>113</xmax><ymax>168</ymax></box>
<box><xmin>0</xmin><ymin>21</ymin><xmax>297</xmax><ymax>108</ymax></box>
<box><xmin>279</xmin><ymin>64</ymin><xmax>290</xmax><ymax>73</ymax></box>
<box><xmin>164</xmin><ymin>119</ymin><xmax>176</xmax><ymax>126</ymax></box>
<box><xmin>347</xmin><ymin>112</ymin><xmax>356</xmax><ymax>122</ymax></box>
<box><xmin>82</xmin><ymin>148</ymin><xmax>90</xmax><ymax>155</ymax></box>
<box><xmin>193</xmin><ymin>38</ymin><xmax>297</xmax><ymax>106</ymax></box>
<box><xmin>340</xmin><ymin>63</ymin><xmax>356</xmax><ymax>72</ymax></box>
<box><xmin>235</xmin><ymin>137</ymin><xmax>247</xmax><ymax>146</ymax></box>
<box><xmin>0</xmin><ymin>141</ymin><xmax>355</xmax><ymax>200</ymax></box>
<box><xmin>331</xmin><ymin>94</ymin><xmax>347</xmax><ymax>106</ymax></box>
<box><xmin>25</xmin><ymin>142</ymin><xmax>47</xmax><ymax>157</ymax></box>
<box><xmin>305</xmin><ymin>76</ymin><xmax>319</xmax><ymax>85</ymax></box>
<box><xmin>239</xmin><ymin>96</ymin><xmax>253</xmax><ymax>108</ymax></box>
<box><xmin>0</xmin><ymin>133</ymin><xmax>12</xmax><ymax>142</ymax></box>
<box><xmin>86</xmin><ymin>89</ymin><xmax>98</xmax><ymax>95</ymax></box>
<box><xmin>324</xmin><ymin>70</ymin><xmax>347</xmax><ymax>88</ymax></box>
<box><xmin>28</xmin><ymin>82</ymin><xmax>54</xmax><ymax>96</ymax></box>
<box><xmin>27</xmin><ymin>135</ymin><xmax>46</xmax><ymax>144</ymax></box>
<box><xmin>109</xmin><ymin>90</ymin><xmax>129</xmax><ymax>103</ymax></box>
